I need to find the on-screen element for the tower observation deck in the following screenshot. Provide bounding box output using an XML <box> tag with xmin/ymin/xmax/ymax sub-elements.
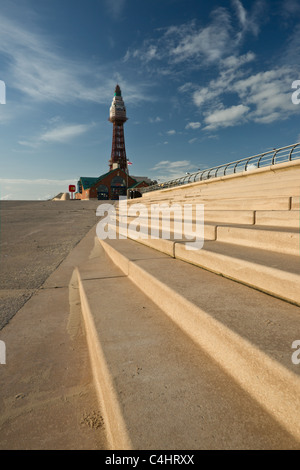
<box><xmin>108</xmin><ymin>85</ymin><xmax>128</xmax><ymax>172</ymax></box>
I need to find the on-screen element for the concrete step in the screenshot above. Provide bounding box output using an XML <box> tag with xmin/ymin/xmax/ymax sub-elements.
<box><xmin>117</xmin><ymin>204</ymin><xmax>298</xmax><ymax>228</ymax></box>
<box><xmin>216</xmin><ymin>225</ymin><xmax>299</xmax><ymax>256</ymax></box>
<box><xmin>255</xmin><ymin>210</ymin><xmax>299</xmax><ymax>228</ymax></box>
<box><xmin>116</xmin><ymin>207</ymin><xmax>255</xmax><ymax>225</ymax></box>
<box><xmin>103</xmin><ymin>216</ymin><xmax>300</xmax><ymax>305</ymax></box>
<box><xmin>175</xmin><ymin>241</ymin><xmax>300</xmax><ymax>306</ymax></box>
<box><xmin>78</xmin><ymin>238</ymin><xmax>300</xmax><ymax>449</ymax></box>
<box><xmin>98</xmin><ymin>237</ymin><xmax>300</xmax><ymax>446</ymax></box>
<box><xmin>292</xmin><ymin>197</ymin><xmax>299</xmax><ymax>210</ymax></box>
<box><xmin>184</xmin><ymin>182</ymin><xmax>300</xmax><ymax>199</ymax></box>
<box><xmin>112</xmin><ymin>215</ymin><xmax>217</xmax><ymax>241</ymax></box>
<box><xmin>114</xmin><ymin>212</ymin><xmax>300</xmax><ymax>256</ymax></box>
<box><xmin>127</xmin><ymin>195</ymin><xmax>291</xmax><ymax>210</ymax></box>
<box><xmin>163</xmin><ymin>196</ymin><xmax>291</xmax><ymax>211</ymax></box>
<box><xmin>113</xmin><ymin>211</ymin><xmax>299</xmax><ymax>255</ymax></box>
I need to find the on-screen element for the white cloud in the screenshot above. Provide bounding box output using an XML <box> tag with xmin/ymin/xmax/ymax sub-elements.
<box><xmin>204</xmin><ymin>104</ymin><xmax>249</xmax><ymax>129</ymax></box>
<box><xmin>232</xmin><ymin>0</ymin><xmax>265</xmax><ymax>39</ymax></box>
<box><xmin>178</xmin><ymin>82</ymin><xmax>195</xmax><ymax>93</ymax></box>
<box><xmin>145</xmin><ymin>46</ymin><xmax>158</xmax><ymax>61</ymax></box>
<box><xmin>185</xmin><ymin>122</ymin><xmax>201</xmax><ymax>130</ymax></box>
<box><xmin>149</xmin><ymin>116</ymin><xmax>162</xmax><ymax>123</ymax></box>
<box><xmin>191</xmin><ymin>52</ymin><xmax>256</xmax><ymax>111</ymax></box>
<box><xmin>188</xmin><ymin>58</ymin><xmax>299</xmax><ymax>129</ymax></box>
<box><xmin>167</xmin><ymin>129</ymin><xmax>176</xmax><ymax>135</ymax></box>
<box><xmin>0</xmin><ymin>12</ymin><xmax>152</xmax><ymax>106</ymax></box>
<box><xmin>125</xmin><ymin>45</ymin><xmax>159</xmax><ymax>63</ymax></box>
<box><xmin>150</xmin><ymin>159</ymin><xmax>197</xmax><ymax>181</ymax></box>
<box><xmin>193</xmin><ymin>87</ymin><xmax>217</xmax><ymax>108</ymax></box>
<box><xmin>232</xmin><ymin>68</ymin><xmax>297</xmax><ymax>123</ymax></box>
<box><xmin>172</xmin><ymin>13</ymin><xmax>300</xmax><ymax>130</ymax></box>
<box><xmin>232</xmin><ymin>0</ymin><xmax>247</xmax><ymax>26</ymax></box>
<box><xmin>123</xmin><ymin>2</ymin><xmax>264</xmax><ymax>71</ymax></box>
<box><xmin>0</xmin><ymin>193</ymin><xmax>13</xmax><ymax>200</ymax></box>
<box><xmin>152</xmin><ymin>160</ymin><xmax>191</xmax><ymax>170</ymax></box>
<box><xmin>19</xmin><ymin>122</ymin><xmax>95</xmax><ymax>147</ymax></box>
<box><xmin>40</xmin><ymin>123</ymin><xmax>94</xmax><ymax>143</ymax></box>
<box><xmin>170</xmin><ymin>8</ymin><xmax>234</xmax><ymax>64</ymax></box>
<box><xmin>220</xmin><ymin>51</ymin><xmax>255</xmax><ymax>69</ymax></box>
<box><xmin>0</xmin><ymin>14</ymin><xmax>87</xmax><ymax>104</ymax></box>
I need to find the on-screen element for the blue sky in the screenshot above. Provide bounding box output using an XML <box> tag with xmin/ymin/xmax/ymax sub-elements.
<box><xmin>1</xmin><ymin>0</ymin><xmax>300</xmax><ymax>200</ymax></box>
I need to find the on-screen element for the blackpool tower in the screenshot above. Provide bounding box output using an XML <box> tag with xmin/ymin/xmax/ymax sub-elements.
<box><xmin>108</xmin><ymin>84</ymin><xmax>128</xmax><ymax>172</ymax></box>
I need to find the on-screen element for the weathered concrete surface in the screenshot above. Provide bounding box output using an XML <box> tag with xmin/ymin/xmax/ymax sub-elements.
<box><xmin>0</xmin><ymin>200</ymin><xmax>99</xmax><ymax>330</ymax></box>
<box><xmin>0</xmin><ymin>218</ymin><xmax>108</xmax><ymax>450</ymax></box>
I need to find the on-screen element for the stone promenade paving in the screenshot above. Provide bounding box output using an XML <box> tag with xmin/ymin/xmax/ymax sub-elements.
<box><xmin>0</xmin><ymin>200</ymin><xmax>100</xmax><ymax>330</ymax></box>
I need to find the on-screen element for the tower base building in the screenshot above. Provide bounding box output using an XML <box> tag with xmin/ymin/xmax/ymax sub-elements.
<box><xmin>76</xmin><ymin>168</ymin><xmax>149</xmax><ymax>200</ymax></box>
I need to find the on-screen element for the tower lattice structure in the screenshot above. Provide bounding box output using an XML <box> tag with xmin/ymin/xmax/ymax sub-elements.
<box><xmin>108</xmin><ymin>84</ymin><xmax>128</xmax><ymax>172</ymax></box>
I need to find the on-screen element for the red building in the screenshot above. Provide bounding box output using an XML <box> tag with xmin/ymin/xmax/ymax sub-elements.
<box><xmin>76</xmin><ymin>168</ymin><xmax>149</xmax><ymax>200</ymax></box>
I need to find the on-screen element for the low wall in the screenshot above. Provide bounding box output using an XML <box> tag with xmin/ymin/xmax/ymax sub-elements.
<box><xmin>140</xmin><ymin>160</ymin><xmax>300</xmax><ymax>203</ymax></box>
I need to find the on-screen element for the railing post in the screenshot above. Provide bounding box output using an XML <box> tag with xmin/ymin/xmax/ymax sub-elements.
<box><xmin>289</xmin><ymin>143</ymin><xmax>298</xmax><ymax>161</ymax></box>
<box><xmin>272</xmin><ymin>150</ymin><xmax>279</xmax><ymax>165</ymax></box>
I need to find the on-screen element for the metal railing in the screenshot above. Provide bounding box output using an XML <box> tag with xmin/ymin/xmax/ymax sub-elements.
<box><xmin>140</xmin><ymin>142</ymin><xmax>300</xmax><ymax>194</ymax></box>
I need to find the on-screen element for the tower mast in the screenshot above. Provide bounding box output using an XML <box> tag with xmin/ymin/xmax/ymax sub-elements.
<box><xmin>108</xmin><ymin>84</ymin><xmax>128</xmax><ymax>172</ymax></box>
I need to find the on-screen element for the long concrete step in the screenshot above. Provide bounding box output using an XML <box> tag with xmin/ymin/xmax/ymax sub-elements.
<box><xmin>104</xmin><ymin>215</ymin><xmax>300</xmax><ymax>305</ymax></box>
<box><xmin>113</xmin><ymin>211</ymin><xmax>299</xmax><ymax>256</ymax></box>
<box><xmin>97</xmin><ymin>237</ymin><xmax>300</xmax><ymax>446</ymax></box>
<box><xmin>119</xmin><ymin>208</ymin><xmax>256</xmax><ymax>224</ymax></box>
<box><xmin>113</xmin><ymin>214</ymin><xmax>218</xmax><ymax>241</ymax></box>
<box><xmin>255</xmin><ymin>210</ymin><xmax>299</xmax><ymax>228</ymax></box>
<box><xmin>175</xmin><ymin>241</ymin><xmax>300</xmax><ymax>306</ymax></box>
<box><xmin>292</xmin><ymin>197</ymin><xmax>300</xmax><ymax>209</ymax></box>
<box><xmin>216</xmin><ymin>224</ymin><xmax>299</xmax><ymax>256</ymax></box>
<box><xmin>119</xmin><ymin>204</ymin><xmax>299</xmax><ymax>228</ymax></box>
<box><xmin>77</xmin><ymin>238</ymin><xmax>300</xmax><ymax>449</ymax></box>
<box><xmin>139</xmin><ymin>196</ymin><xmax>292</xmax><ymax>211</ymax></box>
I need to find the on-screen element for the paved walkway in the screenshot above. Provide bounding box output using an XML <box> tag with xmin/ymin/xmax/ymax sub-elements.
<box><xmin>0</xmin><ymin>200</ymin><xmax>99</xmax><ymax>329</ymax></box>
<box><xmin>0</xmin><ymin>201</ymin><xmax>108</xmax><ymax>449</ymax></box>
